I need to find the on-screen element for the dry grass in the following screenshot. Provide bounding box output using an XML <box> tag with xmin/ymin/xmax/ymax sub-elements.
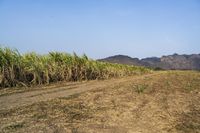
<box><xmin>0</xmin><ymin>71</ymin><xmax>200</xmax><ymax>133</ymax></box>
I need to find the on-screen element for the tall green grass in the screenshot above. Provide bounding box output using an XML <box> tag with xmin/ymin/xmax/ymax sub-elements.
<box><xmin>0</xmin><ymin>47</ymin><xmax>151</xmax><ymax>88</ymax></box>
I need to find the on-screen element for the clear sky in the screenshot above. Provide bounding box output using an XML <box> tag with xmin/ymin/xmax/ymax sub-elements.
<box><xmin>0</xmin><ymin>0</ymin><xmax>200</xmax><ymax>59</ymax></box>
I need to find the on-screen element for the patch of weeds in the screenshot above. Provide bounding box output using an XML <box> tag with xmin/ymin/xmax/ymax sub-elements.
<box><xmin>134</xmin><ymin>84</ymin><xmax>148</xmax><ymax>94</ymax></box>
<box><xmin>64</xmin><ymin>102</ymin><xmax>94</xmax><ymax>122</ymax></box>
<box><xmin>32</xmin><ymin>113</ymin><xmax>48</xmax><ymax>120</ymax></box>
<box><xmin>185</xmin><ymin>82</ymin><xmax>194</xmax><ymax>92</ymax></box>
<box><xmin>165</xmin><ymin>81</ymin><xmax>171</xmax><ymax>89</ymax></box>
<box><xmin>2</xmin><ymin>122</ymin><xmax>24</xmax><ymax>132</ymax></box>
<box><xmin>175</xmin><ymin>105</ymin><xmax>200</xmax><ymax>133</ymax></box>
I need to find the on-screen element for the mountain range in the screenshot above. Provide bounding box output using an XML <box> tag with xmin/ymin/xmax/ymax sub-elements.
<box><xmin>98</xmin><ymin>53</ymin><xmax>200</xmax><ymax>70</ymax></box>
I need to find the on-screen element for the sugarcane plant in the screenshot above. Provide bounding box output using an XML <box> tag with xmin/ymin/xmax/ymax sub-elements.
<box><xmin>0</xmin><ymin>47</ymin><xmax>152</xmax><ymax>88</ymax></box>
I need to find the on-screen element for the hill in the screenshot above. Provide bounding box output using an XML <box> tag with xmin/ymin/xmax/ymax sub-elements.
<box><xmin>99</xmin><ymin>53</ymin><xmax>200</xmax><ymax>70</ymax></box>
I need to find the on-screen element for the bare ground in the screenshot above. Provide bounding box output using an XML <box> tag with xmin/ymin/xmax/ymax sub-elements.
<box><xmin>0</xmin><ymin>74</ymin><xmax>152</xmax><ymax>110</ymax></box>
<box><xmin>0</xmin><ymin>71</ymin><xmax>200</xmax><ymax>133</ymax></box>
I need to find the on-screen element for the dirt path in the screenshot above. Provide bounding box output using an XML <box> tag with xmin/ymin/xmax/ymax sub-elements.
<box><xmin>0</xmin><ymin>73</ymin><xmax>158</xmax><ymax>111</ymax></box>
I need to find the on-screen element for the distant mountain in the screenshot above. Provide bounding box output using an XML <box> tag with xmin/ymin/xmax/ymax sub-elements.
<box><xmin>98</xmin><ymin>54</ymin><xmax>200</xmax><ymax>70</ymax></box>
<box><xmin>98</xmin><ymin>55</ymin><xmax>142</xmax><ymax>66</ymax></box>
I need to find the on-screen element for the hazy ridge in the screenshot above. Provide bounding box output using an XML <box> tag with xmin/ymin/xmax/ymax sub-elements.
<box><xmin>99</xmin><ymin>53</ymin><xmax>200</xmax><ymax>70</ymax></box>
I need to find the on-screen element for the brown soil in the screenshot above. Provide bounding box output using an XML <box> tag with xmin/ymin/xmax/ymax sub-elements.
<box><xmin>0</xmin><ymin>71</ymin><xmax>200</xmax><ymax>133</ymax></box>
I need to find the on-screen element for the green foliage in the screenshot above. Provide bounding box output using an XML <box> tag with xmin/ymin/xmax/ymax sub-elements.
<box><xmin>0</xmin><ymin>47</ymin><xmax>152</xmax><ymax>88</ymax></box>
<box><xmin>135</xmin><ymin>84</ymin><xmax>148</xmax><ymax>93</ymax></box>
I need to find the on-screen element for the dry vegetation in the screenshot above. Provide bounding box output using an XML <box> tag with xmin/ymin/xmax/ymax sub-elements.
<box><xmin>0</xmin><ymin>47</ymin><xmax>150</xmax><ymax>88</ymax></box>
<box><xmin>0</xmin><ymin>71</ymin><xmax>200</xmax><ymax>133</ymax></box>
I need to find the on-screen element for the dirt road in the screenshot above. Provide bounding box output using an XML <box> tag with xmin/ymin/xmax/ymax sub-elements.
<box><xmin>0</xmin><ymin>73</ymin><xmax>156</xmax><ymax>111</ymax></box>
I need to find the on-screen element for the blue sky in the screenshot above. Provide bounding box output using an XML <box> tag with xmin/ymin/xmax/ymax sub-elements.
<box><xmin>0</xmin><ymin>0</ymin><xmax>200</xmax><ymax>59</ymax></box>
